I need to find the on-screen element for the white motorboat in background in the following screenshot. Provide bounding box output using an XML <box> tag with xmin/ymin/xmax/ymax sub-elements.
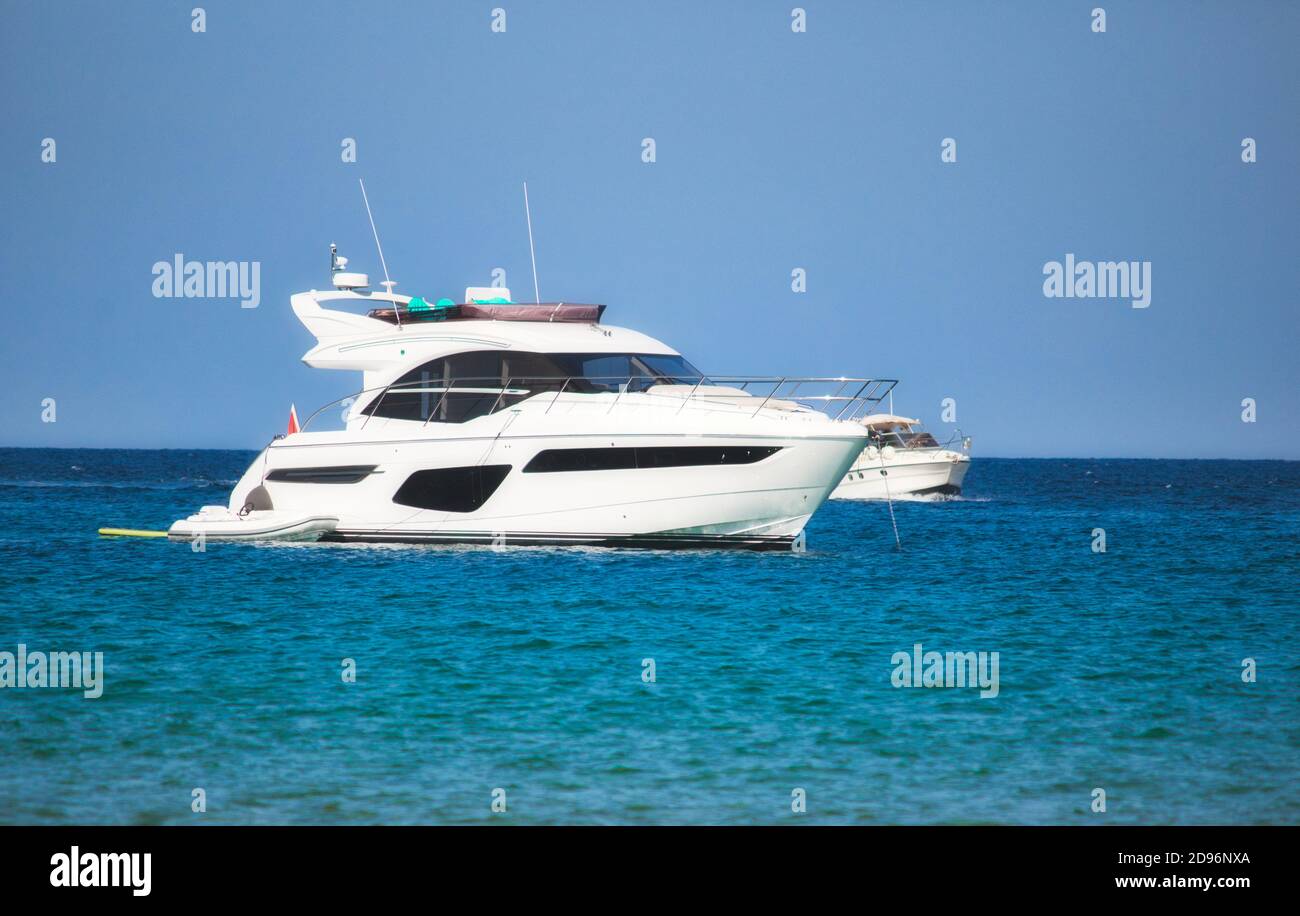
<box><xmin>170</xmin><ymin>248</ymin><xmax>898</xmax><ymax>550</ymax></box>
<box><xmin>830</xmin><ymin>414</ymin><xmax>971</xmax><ymax>500</ymax></box>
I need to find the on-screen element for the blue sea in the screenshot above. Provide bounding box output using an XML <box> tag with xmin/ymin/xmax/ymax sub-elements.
<box><xmin>1</xmin><ymin>448</ymin><xmax>1296</xmax><ymax>825</ymax></box>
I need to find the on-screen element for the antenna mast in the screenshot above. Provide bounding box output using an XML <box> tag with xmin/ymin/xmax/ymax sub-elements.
<box><xmin>359</xmin><ymin>178</ymin><xmax>400</xmax><ymax>329</ymax></box>
<box><xmin>523</xmin><ymin>181</ymin><xmax>540</xmax><ymax>304</ymax></box>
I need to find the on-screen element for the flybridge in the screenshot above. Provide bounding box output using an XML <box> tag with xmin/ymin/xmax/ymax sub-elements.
<box><xmin>367</xmin><ymin>300</ymin><xmax>606</xmax><ymax>325</ymax></box>
<box><xmin>318</xmin><ymin>244</ymin><xmax>605</xmax><ymax>328</ymax></box>
<box><xmin>288</xmin><ymin>278</ymin><xmax>652</xmax><ymax>375</ymax></box>
<box><xmin>291</xmin><ymin>274</ymin><xmax>610</xmax><ymax>347</ymax></box>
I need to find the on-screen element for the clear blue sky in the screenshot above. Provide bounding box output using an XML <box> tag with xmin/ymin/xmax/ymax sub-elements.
<box><xmin>2</xmin><ymin>1</ymin><xmax>1296</xmax><ymax>457</ymax></box>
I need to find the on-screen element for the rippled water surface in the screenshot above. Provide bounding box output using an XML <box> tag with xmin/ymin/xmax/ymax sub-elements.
<box><xmin>1</xmin><ymin>448</ymin><xmax>1296</xmax><ymax>824</ymax></box>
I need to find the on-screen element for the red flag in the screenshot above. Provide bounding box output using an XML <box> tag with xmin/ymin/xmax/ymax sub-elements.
<box><xmin>287</xmin><ymin>403</ymin><xmax>300</xmax><ymax>435</ymax></box>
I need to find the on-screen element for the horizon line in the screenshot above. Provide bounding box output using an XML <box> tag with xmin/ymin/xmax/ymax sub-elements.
<box><xmin>1</xmin><ymin>444</ymin><xmax>1296</xmax><ymax>463</ymax></box>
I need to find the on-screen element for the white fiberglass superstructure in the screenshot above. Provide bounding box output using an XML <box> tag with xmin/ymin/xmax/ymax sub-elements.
<box><xmin>170</xmin><ymin>256</ymin><xmax>897</xmax><ymax>550</ymax></box>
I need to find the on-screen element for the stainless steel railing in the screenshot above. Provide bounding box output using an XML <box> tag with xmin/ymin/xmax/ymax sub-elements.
<box><xmin>869</xmin><ymin>427</ymin><xmax>971</xmax><ymax>453</ymax></box>
<box><xmin>299</xmin><ymin>374</ymin><xmax>899</xmax><ymax>433</ymax></box>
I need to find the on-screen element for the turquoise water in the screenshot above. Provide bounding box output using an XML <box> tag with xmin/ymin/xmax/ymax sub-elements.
<box><xmin>1</xmin><ymin>448</ymin><xmax>1296</xmax><ymax>825</ymax></box>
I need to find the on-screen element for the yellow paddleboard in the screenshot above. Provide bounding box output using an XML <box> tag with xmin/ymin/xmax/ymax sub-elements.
<box><xmin>98</xmin><ymin>528</ymin><xmax>169</xmax><ymax>538</ymax></box>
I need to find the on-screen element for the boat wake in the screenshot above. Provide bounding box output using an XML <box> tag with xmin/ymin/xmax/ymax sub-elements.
<box><xmin>839</xmin><ymin>492</ymin><xmax>990</xmax><ymax>504</ymax></box>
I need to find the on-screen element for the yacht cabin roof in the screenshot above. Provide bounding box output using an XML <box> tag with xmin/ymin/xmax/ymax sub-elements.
<box><xmin>858</xmin><ymin>414</ymin><xmax>920</xmax><ymax>430</ymax></box>
<box><xmin>291</xmin><ymin>288</ymin><xmax>679</xmax><ymax>381</ymax></box>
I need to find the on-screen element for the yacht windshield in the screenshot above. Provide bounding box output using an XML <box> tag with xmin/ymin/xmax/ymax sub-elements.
<box><xmin>363</xmin><ymin>350</ymin><xmax>706</xmax><ymax>423</ymax></box>
<box><xmin>878</xmin><ymin>430</ymin><xmax>941</xmax><ymax>448</ymax></box>
<box><xmin>555</xmin><ymin>353</ymin><xmax>703</xmax><ymax>387</ymax></box>
<box><xmin>900</xmin><ymin>430</ymin><xmax>940</xmax><ymax>448</ymax></box>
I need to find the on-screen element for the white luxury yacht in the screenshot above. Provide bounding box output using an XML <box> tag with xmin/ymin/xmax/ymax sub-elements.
<box><xmin>830</xmin><ymin>414</ymin><xmax>971</xmax><ymax>500</ymax></box>
<box><xmin>169</xmin><ymin>249</ymin><xmax>897</xmax><ymax>550</ymax></box>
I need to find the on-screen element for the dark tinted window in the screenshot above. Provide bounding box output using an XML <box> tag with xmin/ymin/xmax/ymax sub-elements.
<box><xmin>392</xmin><ymin>465</ymin><xmax>512</xmax><ymax>512</ymax></box>
<box><xmin>266</xmin><ymin>465</ymin><xmax>376</xmax><ymax>484</ymax></box>
<box><xmin>364</xmin><ymin>352</ymin><xmax>513</xmax><ymax>423</ymax></box>
<box><xmin>364</xmin><ymin>351</ymin><xmax>706</xmax><ymax>422</ymax></box>
<box><xmin>523</xmin><ymin>446</ymin><xmax>780</xmax><ymax>473</ymax></box>
<box><xmin>634</xmin><ymin>354</ymin><xmax>703</xmax><ymax>385</ymax></box>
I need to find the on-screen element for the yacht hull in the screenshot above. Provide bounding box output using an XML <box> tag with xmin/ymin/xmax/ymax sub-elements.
<box><xmin>831</xmin><ymin>450</ymin><xmax>970</xmax><ymax>500</ymax></box>
<box><xmin>320</xmin><ymin>530</ymin><xmax>799</xmax><ymax>550</ymax></box>
<box><xmin>215</xmin><ymin>415</ymin><xmax>868</xmax><ymax>550</ymax></box>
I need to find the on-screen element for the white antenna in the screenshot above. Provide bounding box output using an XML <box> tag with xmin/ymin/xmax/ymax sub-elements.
<box><xmin>523</xmin><ymin>181</ymin><xmax>540</xmax><ymax>304</ymax></box>
<box><xmin>359</xmin><ymin>178</ymin><xmax>400</xmax><ymax>329</ymax></box>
